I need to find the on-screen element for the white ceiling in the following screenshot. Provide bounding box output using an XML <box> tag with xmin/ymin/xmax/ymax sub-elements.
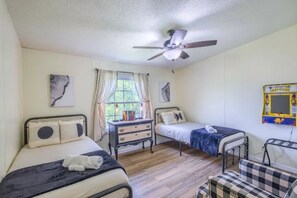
<box><xmin>5</xmin><ymin>0</ymin><xmax>297</xmax><ymax>68</ymax></box>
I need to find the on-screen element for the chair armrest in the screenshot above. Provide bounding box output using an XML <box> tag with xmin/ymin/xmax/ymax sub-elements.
<box><xmin>285</xmin><ymin>180</ymin><xmax>297</xmax><ymax>198</ymax></box>
<box><xmin>208</xmin><ymin>175</ymin><xmax>249</xmax><ymax>198</ymax></box>
<box><xmin>239</xmin><ymin>159</ymin><xmax>297</xmax><ymax>197</ymax></box>
<box><xmin>197</xmin><ymin>182</ymin><xmax>209</xmax><ymax>198</ymax></box>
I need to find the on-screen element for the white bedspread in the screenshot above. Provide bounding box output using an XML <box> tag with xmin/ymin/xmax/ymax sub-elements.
<box><xmin>155</xmin><ymin>122</ymin><xmax>245</xmax><ymax>153</ymax></box>
<box><xmin>8</xmin><ymin>137</ymin><xmax>129</xmax><ymax>198</ymax></box>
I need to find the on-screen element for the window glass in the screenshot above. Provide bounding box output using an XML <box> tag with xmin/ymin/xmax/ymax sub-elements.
<box><xmin>105</xmin><ymin>73</ymin><xmax>141</xmax><ymax>125</ymax></box>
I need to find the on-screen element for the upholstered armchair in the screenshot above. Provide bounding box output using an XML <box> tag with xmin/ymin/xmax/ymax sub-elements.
<box><xmin>197</xmin><ymin>159</ymin><xmax>297</xmax><ymax>198</ymax></box>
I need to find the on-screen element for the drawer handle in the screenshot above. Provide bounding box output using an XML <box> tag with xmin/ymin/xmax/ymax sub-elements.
<box><xmin>120</xmin><ymin>137</ymin><xmax>125</xmax><ymax>141</ymax></box>
<box><xmin>120</xmin><ymin>129</ymin><xmax>124</xmax><ymax>132</ymax></box>
<box><xmin>146</xmin><ymin>125</ymin><xmax>150</xmax><ymax>128</ymax></box>
<box><xmin>134</xmin><ymin>126</ymin><xmax>137</xmax><ymax>128</ymax></box>
<box><xmin>147</xmin><ymin>133</ymin><xmax>150</xmax><ymax>136</ymax></box>
<box><xmin>135</xmin><ymin>133</ymin><xmax>138</xmax><ymax>136</ymax></box>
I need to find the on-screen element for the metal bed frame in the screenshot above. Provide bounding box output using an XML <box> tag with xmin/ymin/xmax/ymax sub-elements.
<box><xmin>24</xmin><ymin>114</ymin><xmax>133</xmax><ymax>198</ymax></box>
<box><xmin>154</xmin><ymin>107</ymin><xmax>249</xmax><ymax>172</ymax></box>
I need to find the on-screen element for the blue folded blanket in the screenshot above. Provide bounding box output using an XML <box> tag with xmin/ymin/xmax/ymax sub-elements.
<box><xmin>0</xmin><ymin>150</ymin><xmax>125</xmax><ymax>198</ymax></box>
<box><xmin>190</xmin><ymin>126</ymin><xmax>243</xmax><ymax>157</ymax></box>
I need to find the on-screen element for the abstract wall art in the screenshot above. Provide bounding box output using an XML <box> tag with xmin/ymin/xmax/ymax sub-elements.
<box><xmin>160</xmin><ymin>81</ymin><xmax>170</xmax><ymax>102</ymax></box>
<box><xmin>50</xmin><ymin>74</ymin><xmax>75</xmax><ymax>107</ymax></box>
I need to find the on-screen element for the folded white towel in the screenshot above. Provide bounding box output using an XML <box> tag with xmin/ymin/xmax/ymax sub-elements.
<box><xmin>63</xmin><ymin>155</ymin><xmax>103</xmax><ymax>170</ymax></box>
<box><xmin>205</xmin><ymin>125</ymin><xmax>217</xmax><ymax>133</ymax></box>
<box><xmin>68</xmin><ymin>164</ymin><xmax>85</xmax><ymax>172</ymax></box>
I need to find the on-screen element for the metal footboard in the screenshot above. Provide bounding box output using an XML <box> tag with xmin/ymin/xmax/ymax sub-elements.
<box><xmin>89</xmin><ymin>183</ymin><xmax>133</xmax><ymax>198</ymax></box>
<box><xmin>221</xmin><ymin>135</ymin><xmax>249</xmax><ymax>173</ymax></box>
<box><xmin>156</xmin><ymin>133</ymin><xmax>249</xmax><ymax>173</ymax></box>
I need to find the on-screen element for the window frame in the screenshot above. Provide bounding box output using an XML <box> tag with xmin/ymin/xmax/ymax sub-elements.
<box><xmin>105</xmin><ymin>76</ymin><xmax>142</xmax><ymax>123</ymax></box>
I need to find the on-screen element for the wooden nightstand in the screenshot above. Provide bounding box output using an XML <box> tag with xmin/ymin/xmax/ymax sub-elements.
<box><xmin>108</xmin><ymin>119</ymin><xmax>154</xmax><ymax>160</ymax></box>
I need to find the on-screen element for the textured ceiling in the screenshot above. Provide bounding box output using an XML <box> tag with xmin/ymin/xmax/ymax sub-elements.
<box><xmin>5</xmin><ymin>0</ymin><xmax>297</xmax><ymax>68</ymax></box>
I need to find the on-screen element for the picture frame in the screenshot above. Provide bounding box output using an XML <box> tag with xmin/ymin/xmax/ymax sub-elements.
<box><xmin>50</xmin><ymin>74</ymin><xmax>75</xmax><ymax>107</ymax></box>
<box><xmin>159</xmin><ymin>81</ymin><xmax>170</xmax><ymax>102</ymax></box>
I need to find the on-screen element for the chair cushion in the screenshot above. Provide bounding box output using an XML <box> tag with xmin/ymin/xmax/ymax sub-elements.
<box><xmin>209</xmin><ymin>171</ymin><xmax>278</xmax><ymax>198</ymax></box>
<box><xmin>239</xmin><ymin>159</ymin><xmax>297</xmax><ymax>197</ymax></box>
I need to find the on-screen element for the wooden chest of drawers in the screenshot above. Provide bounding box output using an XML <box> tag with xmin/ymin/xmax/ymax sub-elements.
<box><xmin>108</xmin><ymin>119</ymin><xmax>154</xmax><ymax>160</ymax></box>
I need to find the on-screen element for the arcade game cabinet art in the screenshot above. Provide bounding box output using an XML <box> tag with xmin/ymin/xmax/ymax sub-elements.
<box><xmin>262</xmin><ymin>83</ymin><xmax>297</xmax><ymax>126</ymax></box>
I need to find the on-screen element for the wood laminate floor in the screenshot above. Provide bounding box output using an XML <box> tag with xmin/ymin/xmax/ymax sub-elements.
<box><xmin>118</xmin><ymin>141</ymin><xmax>238</xmax><ymax>198</ymax></box>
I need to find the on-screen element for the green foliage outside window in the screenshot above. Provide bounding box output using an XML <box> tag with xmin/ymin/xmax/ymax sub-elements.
<box><xmin>106</xmin><ymin>79</ymin><xmax>141</xmax><ymax>125</ymax></box>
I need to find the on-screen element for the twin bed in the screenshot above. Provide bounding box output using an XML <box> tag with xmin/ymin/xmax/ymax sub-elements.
<box><xmin>0</xmin><ymin>109</ymin><xmax>248</xmax><ymax>197</ymax></box>
<box><xmin>154</xmin><ymin>107</ymin><xmax>249</xmax><ymax>172</ymax></box>
<box><xmin>0</xmin><ymin>114</ymin><xmax>132</xmax><ymax>198</ymax></box>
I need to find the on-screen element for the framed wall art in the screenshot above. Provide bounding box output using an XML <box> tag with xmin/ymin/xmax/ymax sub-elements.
<box><xmin>50</xmin><ymin>74</ymin><xmax>75</xmax><ymax>107</ymax></box>
<box><xmin>160</xmin><ymin>81</ymin><xmax>170</xmax><ymax>102</ymax></box>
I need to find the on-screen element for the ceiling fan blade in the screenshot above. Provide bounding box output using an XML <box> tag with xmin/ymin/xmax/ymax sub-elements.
<box><xmin>169</xmin><ymin>29</ymin><xmax>187</xmax><ymax>46</ymax></box>
<box><xmin>180</xmin><ymin>51</ymin><xmax>190</xmax><ymax>59</ymax></box>
<box><xmin>133</xmin><ymin>46</ymin><xmax>163</xmax><ymax>49</ymax></box>
<box><xmin>183</xmin><ymin>40</ymin><xmax>217</xmax><ymax>48</ymax></box>
<box><xmin>147</xmin><ymin>52</ymin><xmax>165</xmax><ymax>61</ymax></box>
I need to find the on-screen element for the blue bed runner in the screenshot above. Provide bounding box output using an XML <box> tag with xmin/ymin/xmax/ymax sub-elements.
<box><xmin>190</xmin><ymin>126</ymin><xmax>243</xmax><ymax>157</ymax></box>
<box><xmin>0</xmin><ymin>150</ymin><xmax>125</xmax><ymax>198</ymax></box>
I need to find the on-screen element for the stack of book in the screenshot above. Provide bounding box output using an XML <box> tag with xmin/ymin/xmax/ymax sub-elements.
<box><xmin>122</xmin><ymin>111</ymin><xmax>135</xmax><ymax>121</ymax></box>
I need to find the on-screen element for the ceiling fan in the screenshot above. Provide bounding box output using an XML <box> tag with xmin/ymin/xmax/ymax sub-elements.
<box><xmin>133</xmin><ymin>29</ymin><xmax>217</xmax><ymax>61</ymax></box>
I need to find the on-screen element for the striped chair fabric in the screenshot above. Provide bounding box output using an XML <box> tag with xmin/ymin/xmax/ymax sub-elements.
<box><xmin>197</xmin><ymin>182</ymin><xmax>208</xmax><ymax>198</ymax></box>
<box><xmin>197</xmin><ymin>159</ymin><xmax>297</xmax><ymax>198</ymax></box>
<box><xmin>208</xmin><ymin>171</ymin><xmax>277</xmax><ymax>198</ymax></box>
<box><xmin>239</xmin><ymin>159</ymin><xmax>297</xmax><ymax>197</ymax></box>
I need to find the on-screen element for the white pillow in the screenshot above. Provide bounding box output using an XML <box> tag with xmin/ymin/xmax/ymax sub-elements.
<box><xmin>173</xmin><ymin>110</ymin><xmax>186</xmax><ymax>123</ymax></box>
<box><xmin>161</xmin><ymin>112</ymin><xmax>178</xmax><ymax>125</ymax></box>
<box><xmin>28</xmin><ymin>122</ymin><xmax>60</xmax><ymax>148</ymax></box>
<box><xmin>158</xmin><ymin>113</ymin><xmax>163</xmax><ymax>123</ymax></box>
<box><xmin>59</xmin><ymin>120</ymin><xmax>85</xmax><ymax>143</ymax></box>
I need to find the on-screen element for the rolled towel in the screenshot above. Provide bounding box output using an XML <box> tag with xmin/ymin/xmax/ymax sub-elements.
<box><xmin>68</xmin><ymin>164</ymin><xmax>85</xmax><ymax>172</ymax></box>
<box><xmin>63</xmin><ymin>155</ymin><xmax>103</xmax><ymax>170</ymax></box>
<box><xmin>205</xmin><ymin>125</ymin><xmax>217</xmax><ymax>133</ymax></box>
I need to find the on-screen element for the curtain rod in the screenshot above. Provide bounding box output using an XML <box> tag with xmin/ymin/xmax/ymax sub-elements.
<box><xmin>95</xmin><ymin>68</ymin><xmax>149</xmax><ymax>76</ymax></box>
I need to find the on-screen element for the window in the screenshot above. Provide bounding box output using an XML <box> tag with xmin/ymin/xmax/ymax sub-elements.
<box><xmin>105</xmin><ymin>73</ymin><xmax>141</xmax><ymax>124</ymax></box>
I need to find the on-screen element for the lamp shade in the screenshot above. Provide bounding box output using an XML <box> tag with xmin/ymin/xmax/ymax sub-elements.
<box><xmin>163</xmin><ymin>48</ymin><xmax>182</xmax><ymax>60</ymax></box>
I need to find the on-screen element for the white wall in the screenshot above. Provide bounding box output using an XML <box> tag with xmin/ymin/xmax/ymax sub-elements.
<box><xmin>22</xmin><ymin>48</ymin><xmax>177</xmax><ymax>151</ymax></box>
<box><xmin>0</xmin><ymin>0</ymin><xmax>23</xmax><ymax>180</ymax></box>
<box><xmin>177</xmin><ymin>24</ymin><xmax>297</xmax><ymax>170</ymax></box>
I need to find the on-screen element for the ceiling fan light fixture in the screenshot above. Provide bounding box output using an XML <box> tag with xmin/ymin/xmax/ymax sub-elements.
<box><xmin>163</xmin><ymin>48</ymin><xmax>182</xmax><ymax>61</ymax></box>
<box><xmin>133</xmin><ymin>28</ymin><xmax>217</xmax><ymax>61</ymax></box>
